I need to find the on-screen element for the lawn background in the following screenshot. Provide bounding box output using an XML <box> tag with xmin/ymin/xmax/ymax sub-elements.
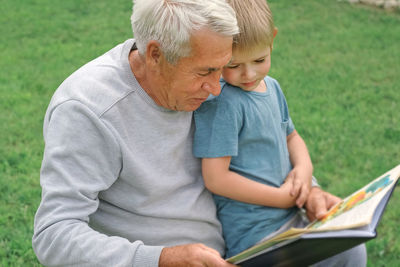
<box><xmin>1</xmin><ymin>0</ymin><xmax>399</xmax><ymax>266</ymax></box>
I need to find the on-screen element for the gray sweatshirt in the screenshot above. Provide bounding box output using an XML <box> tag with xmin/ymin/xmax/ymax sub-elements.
<box><xmin>33</xmin><ymin>39</ymin><xmax>224</xmax><ymax>267</ymax></box>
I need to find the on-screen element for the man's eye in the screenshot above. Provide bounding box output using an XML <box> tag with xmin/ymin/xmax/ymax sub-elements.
<box><xmin>198</xmin><ymin>71</ymin><xmax>211</xmax><ymax>77</ymax></box>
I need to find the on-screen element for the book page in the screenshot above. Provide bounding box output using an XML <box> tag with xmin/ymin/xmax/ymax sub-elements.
<box><xmin>307</xmin><ymin>166</ymin><xmax>400</xmax><ymax>231</ymax></box>
<box><xmin>308</xmin><ymin>186</ymin><xmax>390</xmax><ymax>231</ymax></box>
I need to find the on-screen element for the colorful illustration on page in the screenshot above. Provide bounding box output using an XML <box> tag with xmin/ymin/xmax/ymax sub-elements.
<box><xmin>310</xmin><ymin>174</ymin><xmax>393</xmax><ymax>229</ymax></box>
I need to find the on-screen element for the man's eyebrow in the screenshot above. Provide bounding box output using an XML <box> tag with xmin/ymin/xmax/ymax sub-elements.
<box><xmin>206</xmin><ymin>67</ymin><xmax>218</xmax><ymax>72</ymax></box>
<box><xmin>198</xmin><ymin>67</ymin><xmax>219</xmax><ymax>73</ymax></box>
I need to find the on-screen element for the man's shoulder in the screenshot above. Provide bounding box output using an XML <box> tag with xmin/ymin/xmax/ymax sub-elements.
<box><xmin>48</xmin><ymin>39</ymin><xmax>137</xmax><ymax>118</ymax></box>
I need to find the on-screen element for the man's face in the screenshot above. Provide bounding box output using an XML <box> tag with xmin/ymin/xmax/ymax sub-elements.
<box><xmin>156</xmin><ymin>29</ymin><xmax>233</xmax><ymax>111</ymax></box>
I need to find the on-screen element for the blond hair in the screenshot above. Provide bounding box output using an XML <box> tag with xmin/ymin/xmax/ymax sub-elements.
<box><xmin>226</xmin><ymin>0</ymin><xmax>275</xmax><ymax>53</ymax></box>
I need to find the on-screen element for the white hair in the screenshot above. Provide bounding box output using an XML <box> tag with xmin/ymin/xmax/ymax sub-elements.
<box><xmin>131</xmin><ymin>0</ymin><xmax>239</xmax><ymax>64</ymax></box>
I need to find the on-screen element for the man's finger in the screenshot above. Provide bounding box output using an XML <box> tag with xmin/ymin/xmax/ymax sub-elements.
<box><xmin>306</xmin><ymin>190</ymin><xmax>329</xmax><ymax>221</ymax></box>
<box><xmin>325</xmin><ymin>192</ymin><xmax>342</xmax><ymax>210</ymax></box>
<box><xmin>204</xmin><ymin>245</ymin><xmax>223</xmax><ymax>258</ymax></box>
<box><xmin>202</xmin><ymin>248</ymin><xmax>237</xmax><ymax>267</ymax></box>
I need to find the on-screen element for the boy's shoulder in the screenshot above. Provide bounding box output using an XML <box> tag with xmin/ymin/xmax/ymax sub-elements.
<box><xmin>220</xmin><ymin>79</ymin><xmax>245</xmax><ymax>96</ymax></box>
<box><xmin>204</xmin><ymin>79</ymin><xmax>243</xmax><ymax>102</ymax></box>
<box><xmin>264</xmin><ymin>76</ymin><xmax>281</xmax><ymax>90</ymax></box>
<box><xmin>203</xmin><ymin>76</ymin><xmax>284</xmax><ymax>105</ymax></box>
<box><xmin>265</xmin><ymin>76</ymin><xmax>288</xmax><ymax>99</ymax></box>
<box><xmin>264</xmin><ymin>75</ymin><xmax>278</xmax><ymax>83</ymax></box>
<box><xmin>196</xmin><ymin>81</ymin><xmax>243</xmax><ymax>115</ymax></box>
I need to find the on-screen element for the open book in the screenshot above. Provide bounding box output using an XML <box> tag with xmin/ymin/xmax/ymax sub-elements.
<box><xmin>227</xmin><ymin>164</ymin><xmax>400</xmax><ymax>267</ymax></box>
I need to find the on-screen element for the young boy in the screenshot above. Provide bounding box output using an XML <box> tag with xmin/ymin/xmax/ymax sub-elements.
<box><xmin>193</xmin><ymin>0</ymin><xmax>313</xmax><ymax>257</ymax></box>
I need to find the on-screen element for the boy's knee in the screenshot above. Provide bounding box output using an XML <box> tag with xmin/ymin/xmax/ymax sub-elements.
<box><xmin>346</xmin><ymin>244</ymin><xmax>367</xmax><ymax>267</ymax></box>
<box><xmin>312</xmin><ymin>244</ymin><xmax>367</xmax><ymax>267</ymax></box>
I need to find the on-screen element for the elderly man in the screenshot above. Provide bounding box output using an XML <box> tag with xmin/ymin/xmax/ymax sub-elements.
<box><xmin>33</xmin><ymin>0</ymin><xmax>350</xmax><ymax>266</ymax></box>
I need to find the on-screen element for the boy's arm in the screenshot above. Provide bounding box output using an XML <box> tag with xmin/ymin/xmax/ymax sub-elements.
<box><xmin>286</xmin><ymin>130</ymin><xmax>313</xmax><ymax>207</ymax></box>
<box><xmin>202</xmin><ymin>156</ymin><xmax>296</xmax><ymax>209</ymax></box>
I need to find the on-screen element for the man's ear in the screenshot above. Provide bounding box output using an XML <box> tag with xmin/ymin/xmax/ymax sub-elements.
<box><xmin>145</xmin><ymin>40</ymin><xmax>162</xmax><ymax>66</ymax></box>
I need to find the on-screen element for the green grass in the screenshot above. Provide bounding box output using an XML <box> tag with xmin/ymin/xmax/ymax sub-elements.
<box><xmin>269</xmin><ymin>1</ymin><xmax>400</xmax><ymax>266</ymax></box>
<box><xmin>0</xmin><ymin>0</ymin><xmax>399</xmax><ymax>266</ymax></box>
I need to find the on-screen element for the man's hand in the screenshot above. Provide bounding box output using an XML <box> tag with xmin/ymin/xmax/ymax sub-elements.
<box><xmin>159</xmin><ymin>244</ymin><xmax>237</xmax><ymax>267</ymax></box>
<box><xmin>304</xmin><ymin>187</ymin><xmax>342</xmax><ymax>221</ymax></box>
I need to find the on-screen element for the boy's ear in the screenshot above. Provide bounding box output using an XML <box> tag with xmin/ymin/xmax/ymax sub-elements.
<box><xmin>145</xmin><ymin>40</ymin><xmax>162</xmax><ymax>66</ymax></box>
<box><xmin>271</xmin><ymin>27</ymin><xmax>278</xmax><ymax>50</ymax></box>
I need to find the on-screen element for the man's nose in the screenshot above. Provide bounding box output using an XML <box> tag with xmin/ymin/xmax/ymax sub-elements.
<box><xmin>201</xmin><ymin>74</ymin><xmax>222</xmax><ymax>96</ymax></box>
<box><xmin>201</xmin><ymin>81</ymin><xmax>221</xmax><ymax>96</ymax></box>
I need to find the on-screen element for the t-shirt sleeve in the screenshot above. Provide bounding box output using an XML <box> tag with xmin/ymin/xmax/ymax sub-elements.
<box><xmin>285</xmin><ymin>112</ymin><xmax>295</xmax><ymax>136</ymax></box>
<box><xmin>193</xmin><ymin>98</ymin><xmax>241</xmax><ymax>158</ymax></box>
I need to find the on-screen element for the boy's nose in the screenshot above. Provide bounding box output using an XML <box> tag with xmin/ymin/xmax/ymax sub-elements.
<box><xmin>242</xmin><ymin>66</ymin><xmax>256</xmax><ymax>80</ymax></box>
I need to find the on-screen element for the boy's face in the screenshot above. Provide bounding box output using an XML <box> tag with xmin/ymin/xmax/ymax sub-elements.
<box><xmin>222</xmin><ymin>45</ymin><xmax>272</xmax><ymax>92</ymax></box>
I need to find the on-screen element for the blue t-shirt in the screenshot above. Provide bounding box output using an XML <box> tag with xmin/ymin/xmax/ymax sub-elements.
<box><xmin>193</xmin><ymin>76</ymin><xmax>297</xmax><ymax>257</ymax></box>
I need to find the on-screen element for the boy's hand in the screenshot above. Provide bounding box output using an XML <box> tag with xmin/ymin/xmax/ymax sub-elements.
<box><xmin>285</xmin><ymin>167</ymin><xmax>312</xmax><ymax>208</ymax></box>
<box><xmin>278</xmin><ymin>178</ymin><xmax>297</xmax><ymax>208</ymax></box>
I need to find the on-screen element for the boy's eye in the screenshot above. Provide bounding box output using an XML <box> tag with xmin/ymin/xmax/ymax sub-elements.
<box><xmin>226</xmin><ymin>65</ymin><xmax>239</xmax><ymax>69</ymax></box>
<box><xmin>255</xmin><ymin>58</ymin><xmax>265</xmax><ymax>63</ymax></box>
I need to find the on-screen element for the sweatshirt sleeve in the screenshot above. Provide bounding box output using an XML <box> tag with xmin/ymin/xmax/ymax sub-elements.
<box><xmin>32</xmin><ymin>100</ymin><xmax>163</xmax><ymax>267</ymax></box>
